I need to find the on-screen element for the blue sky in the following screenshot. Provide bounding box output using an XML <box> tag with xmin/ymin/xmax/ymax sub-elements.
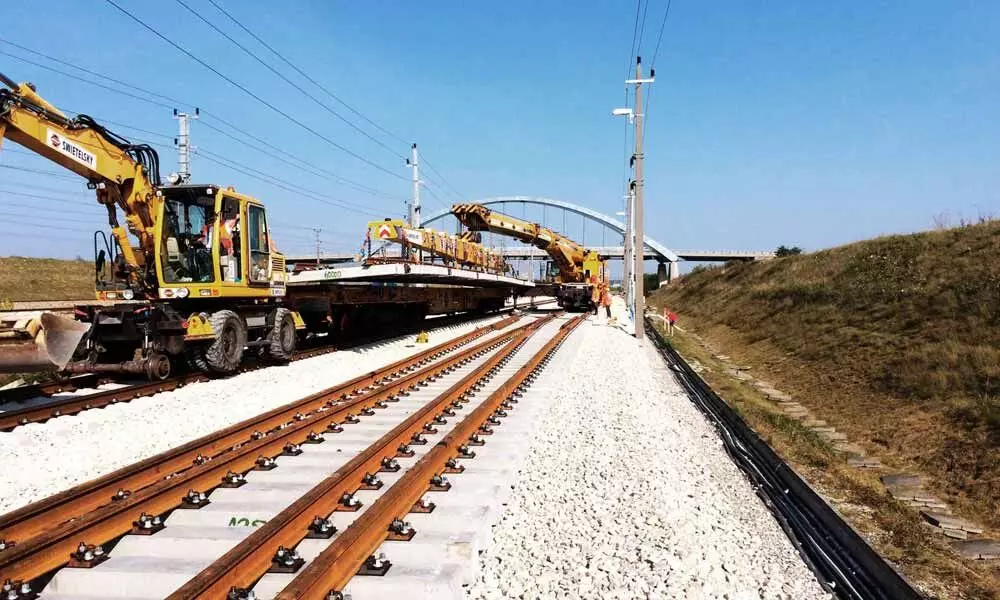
<box><xmin>0</xmin><ymin>0</ymin><xmax>997</xmax><ymax>262</ymax></box>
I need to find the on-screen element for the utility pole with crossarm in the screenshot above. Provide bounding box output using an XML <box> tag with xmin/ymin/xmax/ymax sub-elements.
<box><xmin>614</xmin><ymin>57</ymin><xmax>654</xmax><ymax>339</ymax></box>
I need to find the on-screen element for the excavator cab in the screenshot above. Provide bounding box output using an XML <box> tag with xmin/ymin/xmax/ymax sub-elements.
<box><xmin>0</xmin><ymin>73</ymin><xmax>295</xmax><ymax>378</ymax></box>
<box><xmin>154</xmin><ymin>185</ymin><xmax>285</xmax><ymax>300</ymax></box>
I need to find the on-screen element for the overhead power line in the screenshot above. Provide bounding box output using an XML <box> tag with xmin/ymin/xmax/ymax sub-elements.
<box><xmin>0</xmin><ymin>49</ymin><xmax>174</xmax><ymax>110</ymax></box>
<box><xmin>420</xmin><ymin>155</ymin><xmax>466</xmax><ymax>201</ymax></box>
<box><xmin>204</xmin><ymin>0</ymin><xmax>467</xmax><ymax>202</ymax></box>
<box><xmin>0</xmin><ymin>188</ymin><xmax>90</xmax><ymax>205</ymax></box>
<box><xmin>198</xmin><ymin>118</ymin><xmax>405</xmax><ymax>202</ymax></box>
<box><xmin>90</xmin><ymin>119</ymin><xmax>173</xmax><ymax>141</ymax></box>
<box><xmin>650</xmin><ymin>0</ymin><xmax>675</xmax><ymax>67</ymax></box>
<box><xmin>0</xmin><ymin>164</ymin><xmax>80</xmax><ymax>180</ymax></box>
<box><xmin>637</xmin><ymin>0</ymin><xmax>651</xmax><ymax>56</ymax></box>
<box><xmin>420</xmin><ymin>183</ymin><xmax>450</xmax><ymax>213</ymax></box>
<box><xmin>269</xmin><ymin>219</ymin><xmax>357</xmax><ymax>238</ymax></box>
<box><xmin>0</xmin><ymin>223</ymin><xmax>93</xmax><ymax>235</ymax></box>
<box><xmin>626</xmin><ymin>0</ymin><xmax>643</xmax><ymax>76</ymax></box>
<box><xmin>645</xmin><ymin>0</ymin><xmax>675</xmax><ymax>131</ymax></box>
<box><xmin>0</xmin><ymin>181</ymin><xmax>88</xmax><ymax>197</ymax></box>
<box><xmin>0</xmin><ymin>40</ymin><xmax>402</xmax><ymax>201</ymax></box>
<box><xmin>205</xmin><ymin>0</ymin><xmax>409</xmax><ymax>147</ymax></box>
<box><xmin>105</xmin><ymin>0</ymin><xmax>407</xmax><ymax>182</ymax></box>
<box><xmin>0</xmin><ymin>199</ymin><xmax>94</xmax><ymax>217</ymax></box>
<box><xmin>0</xmin><ymin>37</ymin><xmax>188</xmax><ymax>106</ymax></box>
<box><xmin>0</xmin><ymin>210</ymin><xmax>98</xmax><ymax>226</ymax></box>
<box><xmin>173</xmin><ymin>0</ymin><xmax>404</xmax><ymax>161</ymax></box>
<box><xmin>197</xmin><ymin>147</ymin><xmax>374</xmax><ymax>213</ymax></box>
<box><xmin>196</xmin><ymin>150</ymin><xmax>382</xmax><ymax>218</ymax></box>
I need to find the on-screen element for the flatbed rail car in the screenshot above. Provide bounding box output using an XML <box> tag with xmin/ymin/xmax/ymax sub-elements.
<box><xmin>284</xmin><ymin>262</ymin><xmax>533</xmax><ymax>336</ymax></box>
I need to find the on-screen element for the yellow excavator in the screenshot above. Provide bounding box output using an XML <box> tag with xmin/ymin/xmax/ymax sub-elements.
<box><xmin>0</xmin><ymin>72</ymin><xmax>299</xmax><ymax>379</ymax></box>
<box><xmin>451</xmin><ymin>203</ymin><xmax>607</xmax><ymax>310</ymax></box>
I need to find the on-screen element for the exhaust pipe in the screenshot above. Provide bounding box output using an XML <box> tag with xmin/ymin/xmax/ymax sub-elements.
<box><xmin>0</xmin><ymin>312</ymin><xmax>91</xmax><ymax>373</ymax></box>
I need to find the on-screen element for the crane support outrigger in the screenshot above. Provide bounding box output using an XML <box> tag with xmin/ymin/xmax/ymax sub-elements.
<box><xmin>0</xmin><ymin>72</ymin><xmax>301</xmax><ymax>379</ymax></box>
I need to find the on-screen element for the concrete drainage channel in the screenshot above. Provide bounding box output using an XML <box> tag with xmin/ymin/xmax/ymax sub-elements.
<box><xmin>0</xmin><ymin>313</ymin><xmax>580</xmax><ymax>599</ymax></box>
<box><xmin>645</xmin><ymin>318</ymin><xmax>923</xmax><ymax>600</ymax></box>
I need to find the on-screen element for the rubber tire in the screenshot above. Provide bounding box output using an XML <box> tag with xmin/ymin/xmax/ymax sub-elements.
<box><xmin>267</xmin><ymin>308</ymin><xmax>296</xmax><ymax>361</ymax></box>
<box><xmin>204</xmin><ymin>310</ymin><xmax>247</xmax><ymax>374</ymax></box>
<box><xmin>184</xmin><ymin>345</ymin><xmax>210</xmax><ymax>372</ymax></box>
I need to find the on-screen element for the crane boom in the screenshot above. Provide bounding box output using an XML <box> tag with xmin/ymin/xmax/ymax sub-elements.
<box><xmin>0</xmin><ymin>72</ymin><xmax>161</xmax><ymax>291</ymax></box>
<box><xmin>451</xmin><ymin>203</ymin><xmax>602</xmax><ymax>283</ymax></box>
<box><xmin>366</xmin><ymin>219</ymin><xmax>509</xmax><ymax>274</ymax></box>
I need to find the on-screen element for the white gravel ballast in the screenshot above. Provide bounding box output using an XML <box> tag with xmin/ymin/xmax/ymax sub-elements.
<box><xmin>468</xmin><ymin>305</ymin><xmax>831</xmax><ymax>599</ymax></box>
<box><xmin>0</xmin><ymin>316</ymin><xmax>503</xmax><ymax>515</ymax></box>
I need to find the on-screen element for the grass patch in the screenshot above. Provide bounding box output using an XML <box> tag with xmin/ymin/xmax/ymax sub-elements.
<box><xmin>650</xmin><ymin>221</ymin><xmax>1000</xmax><ymax>525</ymax></box>
<box><xmin>0</xmin><ymin>256</ymin><xmax>94</xmax><ymax>302</ymax></box>
<box><xmin>650</xmin><ymin>221</ymin><xmax>1000</xmax><ymax>598</ymax></box>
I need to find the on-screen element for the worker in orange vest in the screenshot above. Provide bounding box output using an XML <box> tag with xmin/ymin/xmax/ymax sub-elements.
<box><xmin>599</xmin><ymin>284</ymin><xmax>611</xmax><ymax>318</ymax></box>
<box><xmin>589</xmin><ymin>275</ymin><xmax>600</xmax><ymax>316</ymax></box>
<box><xmin>219</xmin><ymin>212</ymin><xmax>239</xmax><ymax>282</ymax></box>
<box><xmin>665</xmin><ymin>308</ymin><xmax>678</xmax><ymax>336</ymax></box>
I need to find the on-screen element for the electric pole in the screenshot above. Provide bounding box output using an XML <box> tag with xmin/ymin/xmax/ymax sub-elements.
<box><xmin>407</xmin><ymin>143</ymin><xmax>421</xmax><ymax>227</ymax></box>
<box><xmin>312</xmin><ymin>228</ymin><xmax>322</xmax><ymax>265</ymax></box>
<box><xmin>623</xmin><ymin>187</ymin><xmax>634</xmax><ymax>310</ymax></box>
<box><xmin>173</xmin><ymin>108</ymin><xmax>199</xmax><ymax>183</ymax></box>
<box><xmin>627</xmin><ymin>57</ymin><xmax>654</xmax><ymax>339</ymax></box>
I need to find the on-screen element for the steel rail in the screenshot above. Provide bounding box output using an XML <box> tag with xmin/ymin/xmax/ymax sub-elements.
<box><xmin>0</xmin><ymin>309</ymin><xmax>536</xmax><ymax>430</ymax></box>
<box><xmin>166</xmin><ymin>314</ymin><xmax>557</xmax><ymax>599</ymax></box>
<box><xmin>0</xmin><ymin>314</ymin><xmax>519</xmax><ymax>550</ymax></box>
<box><xmin>0</xmin><ymin>317</ymin><xmax>532</xmax><ymax>584</ymax></box>
<box><xmin>644</xmin><ymin>319</ymin><xmax>922</xmax><ymax>600</ymax></box>
<box><xmin>0</xmin><ymin>373</ymin><xmax>210</xmax><ymax>431</ymax></box>
<box><xmin>0</xmin><ymin>373</ymin><xmax>105</xmax><ymax>404</ymax></box>
<box><xmin>277</xmin><ymin>315</ymin><xmax>583</xmax><ymax>600</ymax></box>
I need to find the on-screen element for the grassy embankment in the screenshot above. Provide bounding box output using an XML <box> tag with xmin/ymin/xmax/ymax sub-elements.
<box><xmin>0</xmin><ymin>256</ymin><xmax>94</xmax><ymax>304</ymax></box>
<box><xmin>649</xmin><ymin>221</ymin><xmax>1000</xmax><ymax>598</ymax></box>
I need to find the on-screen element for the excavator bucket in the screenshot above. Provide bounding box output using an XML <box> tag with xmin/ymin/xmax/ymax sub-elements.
<box><xmin>0</xmin><ymin>312</ymin><xmax>91</xmax><ymax>373</ymax></box>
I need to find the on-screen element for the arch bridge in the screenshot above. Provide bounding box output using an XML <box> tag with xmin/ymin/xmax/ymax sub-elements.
<box><xmin>422</xmin><ymin>196</ymin><xmax>772</xmax><ymax>283</ymax></box>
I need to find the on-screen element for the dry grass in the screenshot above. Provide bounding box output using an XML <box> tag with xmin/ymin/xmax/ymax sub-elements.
<box><xmin>0</xmin><ymin>256</ymin><xmax>94</xmax><ymax>302</ymax></box>
<box><xmin>649</xmin><ymin>221</ymin><xmax>1000</xmax><ymax>598</ymax></box>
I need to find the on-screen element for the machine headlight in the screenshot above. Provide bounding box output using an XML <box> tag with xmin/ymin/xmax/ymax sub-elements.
<box><xmin>176</xmin><ymin>287</ymin><xmax>190</xmax><ymax>298</ymax></box>
<box><xmin>122</xmin><ymin>289</ymin><xmax>135</xmax><ymax>300</ymax></box>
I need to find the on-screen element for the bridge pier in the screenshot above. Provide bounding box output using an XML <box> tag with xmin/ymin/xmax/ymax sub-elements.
<box><xmin>656</xmin><ymin>261</ymin><xmax>681</xmax><ymax>286</ymax></box>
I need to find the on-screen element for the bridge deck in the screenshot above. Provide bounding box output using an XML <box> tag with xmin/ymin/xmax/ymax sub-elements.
<box><xmin>494</xmin><ymin>246</ymin><xmax>773</xmax><ymax>262</ymax></box>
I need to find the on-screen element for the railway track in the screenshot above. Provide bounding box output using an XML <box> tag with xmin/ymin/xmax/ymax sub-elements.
<box><xmin>0</xmin><ymin>302</ymin><xmax>557</xmax><ymax>432</ymax></box>
<box><xmin>0</xmin><ymin>311</ymin><xmax>580</xmax><ymax>599</ymax></box>
<box><xmin>0</xmin><ymin>313</ymin><xmax>524</xmax><ymax>550</ymax></box>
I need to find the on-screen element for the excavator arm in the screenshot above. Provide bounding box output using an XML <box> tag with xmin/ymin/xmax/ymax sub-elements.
<box><xmin>451</xmin><ymin>203</ymin><xmax>595</xmax><ymax>283</ymax></box>
<box><xmin>0</xmin><ymin>71</ymin><xmax>161</xmax><ymax>291</ymax></box>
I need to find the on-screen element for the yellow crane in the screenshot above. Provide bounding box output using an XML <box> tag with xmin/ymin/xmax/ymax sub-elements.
<box><xmin>0</xmin><ymin>72</ymin><xmax>299</xmax><ymax>378</ymax></box>
<box><xmin>451</xmin><ymin>203</ymin><xmax>607</xmax><ymax>310</ymax></box>
<box><xmin>365</xmin><ymin>218</ymin><xmax>510</xmax><ymax>275</ymax></box>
